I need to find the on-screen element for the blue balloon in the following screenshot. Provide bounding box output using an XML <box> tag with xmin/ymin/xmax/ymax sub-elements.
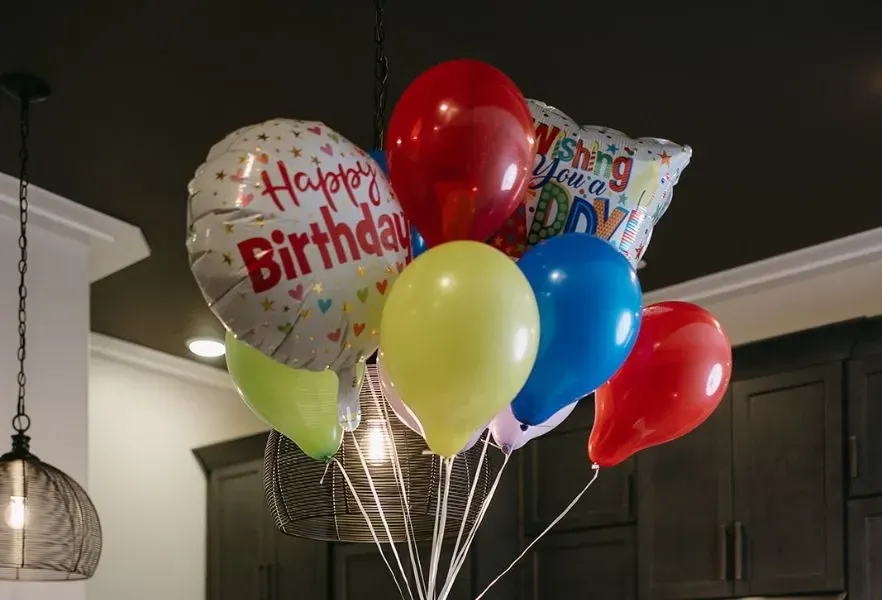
<box><xmin>411</xmin><ymin>226</ymin><xmax>428</xmax><ymax>259</ymax></box>
<box><xmin>511</xmin><ymin>234</ymin><xmax>642</xmax><ymax>426</ymax></box>
<box><xmin>369</xmin><ymin>150</ymin><xmax>388</xmax><ymax>175</ymax></box>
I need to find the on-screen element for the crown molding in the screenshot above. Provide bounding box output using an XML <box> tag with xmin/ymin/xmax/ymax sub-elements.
<box><xmin>89</xmin><ymin>333</ymin><xmax>233</xmax><ymax>391</ymax></box>
<box><xmin>645</xmin><ymin>226</ymin><xmax>882</xmax><ymax>345</ymax></box>
<box><xmin>0</xmin><ymin>172</ymin><xmax>150</xmax><ymax>282</ymax></box>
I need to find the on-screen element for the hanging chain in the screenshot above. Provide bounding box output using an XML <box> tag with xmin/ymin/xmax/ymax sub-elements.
<box><xmin>372</xmin><ymin>0</ymin><xmax>389</xmax><ymax>150</ymax></box>
<box><xmin>13</xmin><ymin>98</ymin><xmax>31</xmax><ymax>436</ymax></box>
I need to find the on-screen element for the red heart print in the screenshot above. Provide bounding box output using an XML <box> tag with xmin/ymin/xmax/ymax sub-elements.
<box><xmin>327</xmin><ymin>328</ymin><xmax>342</xmax><ymax>342</ymax></box>
<box><xmin>308</xmin><ymin>126</ymin><xmax>321</xmax><ymax>135</ymax></box>
<box><xmin>256</xmin><ymin>153</ymin><xmax>269</xmax><ymax>164</ymax></box>
<box><xmin>230</xmin><ymin>169</ymin><xmax>247</xmax><ymax>183</ymax></box>
<box><xmin>376</xmin><ymin>280</ymin><xmax>388</xmax><ymax>295</ymax></box>
<box><xmin>396</xmin><ymin>262</ymin><xmax>405</xmax><ymax>273</ymax></box>
<box><xmin>288</xmin><ymin>284</ymin><xmax>304</xmax><ymax>301</ymax></box>
<box><xmin>353</xmin><ymin>323</ymin><xmax>366</xmax><ymax>337</ymax></box>
<box><xmin>238</xmin><ymin>193</ymin><xmax>254</xmax><ymax>208</ymax></box>
<box><xmin>320</xmin><ymin>143</ymin><xmax>333</xmax><ymax>156</ymax></box>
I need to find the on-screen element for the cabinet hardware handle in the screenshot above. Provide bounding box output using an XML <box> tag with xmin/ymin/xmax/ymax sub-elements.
<box><xmin>719</xmin><ymin>524</ymin><xmax>728</xmax><ymax>580</ymax></box>
<box><xmin>733</xmin><ymin>522</ymin><xmax>744</xmax><ymax>581</ymax></box>
<box><xmin>849</xmin><ymin>435</ymin><xmax>859</xmax><ymax>478</ymax></box>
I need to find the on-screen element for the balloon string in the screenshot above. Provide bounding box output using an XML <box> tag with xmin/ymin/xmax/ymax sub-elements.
<box><xmin>335</xmin><ymin>458</ymin><xmax>407</xmax><ymax>600</ymax></box>
<box><xmin>369</xmin><ymin>373</ymin><xmax>427</xmax><ymax>599</ymax></box>
<box><xmin>437</xmin><ymin>453</ymin><xmax>510</xmax><ymax>600</ymax></box>
<box><xmin>473</xmin><ymin>464</ymin><xmax>601</xmax><ymax>600</ymax></box>
<box><xmin>428</xmin><ymin>457</ymin><xmax>453</xmax><ymax>599</ymax></box>
<box><xmin>351</xmin><ymin>434</ymin><xmax>416</xmax><ymax>600</ymax></box>
<box><xmin>442</xmin><ymin>433</ymin><xmax>491</xmax><ymax>592</ymax></box>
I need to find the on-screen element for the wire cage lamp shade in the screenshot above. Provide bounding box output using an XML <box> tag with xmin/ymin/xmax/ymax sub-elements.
<box><xmin>265</xmin><ymin>365</ymin><xmax>492</xmax><ymax>543</ymax></box>
<box><xmin>0</xmin><ymin>446</ymin><xmax>102</xmax><ymax>580</ymax></box>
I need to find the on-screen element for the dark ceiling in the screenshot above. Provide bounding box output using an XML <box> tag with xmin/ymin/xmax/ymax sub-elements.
<box><xmin>2</xmin><ymin>1</ymin><xmax>882</xmax><ymax>362</ymax></box>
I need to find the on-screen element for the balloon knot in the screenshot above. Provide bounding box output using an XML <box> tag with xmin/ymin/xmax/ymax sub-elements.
<box><xmin>519</xmin><ymin>423</ymin><xmax>529</xmax><ymax>432</ymax></box>
<box><xmin>501</xmin><ymin>444</ymin><xmax>512</xmax><ymax>455</ymax></box>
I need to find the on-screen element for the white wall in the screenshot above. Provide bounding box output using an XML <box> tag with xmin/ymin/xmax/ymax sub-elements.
<box><xmin>0</xmin><ymin>215</ymin><xmax>90</xmax><ymax>600</ymax></box>
<box><xmin>86</xmin><ymin>337</ymin><xmax>264</xmax><ymax>600</ymax></box>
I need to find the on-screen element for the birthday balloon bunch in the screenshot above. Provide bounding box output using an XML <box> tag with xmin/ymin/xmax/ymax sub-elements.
<box><xmin>185</xmin><ymin>58</ymin><xmax>732</xmax><ymax>473</ymax></box>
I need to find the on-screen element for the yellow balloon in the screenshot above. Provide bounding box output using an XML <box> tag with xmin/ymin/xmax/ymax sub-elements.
<box><xmin>380</xmin><ymin>241</ymin><xmax>540</xmax><ymax>457</ymax></box>
<box><xmin>225</xmin><ymin>332</ymin><xmax>343</xmax><ymax>460</ymax></box>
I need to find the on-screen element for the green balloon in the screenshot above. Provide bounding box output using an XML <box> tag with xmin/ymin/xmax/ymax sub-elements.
<box><xmin>225</xmin><ymin>332</ymin><xmax>343</xmax><ymax>460</ymax></box>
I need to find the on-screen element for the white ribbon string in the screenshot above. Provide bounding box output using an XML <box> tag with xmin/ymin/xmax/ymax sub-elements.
<box><xmin>473</xmin><ymin>464</ymin><xmax>601</xmax><ymax>600</ymax></box>
<box><xmin>351</xmin><ymin>434</ymin><xmax>416</xmax><ymax>600</ymax></box>
<box><xmin>335</xmin><ymin>459</ymin><xmax>407</xmax><ymax>600</ymax></box>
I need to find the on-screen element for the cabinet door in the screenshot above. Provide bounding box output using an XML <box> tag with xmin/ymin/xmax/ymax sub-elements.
<box><xmin>637</xmin><ymin>390</ymin><xmax>734</xmax><ymax>599</ymax></box>
<box><xmin>732</xmin><ymin>363</ymin><xmax>844</xmax><ymax>597</ymax></box>
<box><xmin>847</xmin><ymin>356</ymin><xmax>882</xmax><ymax>497</ymax></box>
<box><xmin>273</xmin><ymin>531</ymin><xmax>329</xmax><ymax>600</ymax></box>
<box><xmin>524</xmin><ymin>526</ymin><xmax>636</xmax><ymax>600</ymax></box>
<box><xmin>208</xmin><ymin>460</ymin><xmax>271</xmax><ymax>600</ymax></box>
<box><xmin>848</xmin><ymin>496</ymin><xmax>882</xmax><ymax>599</ymax></box>
<box><xmin>333</xmin><ymin>542</ymin><xmax>473</xmax><ymax>600</ymax></box>
<box><xmin>522</xmin><ymin>399</ymin><xmax>634</xmax><ymax>535</ymax></box>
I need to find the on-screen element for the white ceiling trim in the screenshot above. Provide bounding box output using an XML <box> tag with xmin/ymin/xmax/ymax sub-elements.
<box><xmin>0</xmin><ymin>172</ymin><xmax>150</xmax><ymax>282</ymax></box>
<box><xmin>90</xmin><ymin>333</ymin><xmax>233</xmax><ymax>391</ymax></box>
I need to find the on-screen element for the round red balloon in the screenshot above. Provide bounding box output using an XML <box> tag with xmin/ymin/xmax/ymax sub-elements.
<box><xmin>588</xmin><ymin>301</ymin><xmax>732</xmax><ymax>468</ymax></box>
<box><xmin>385</xmin><ymin>59</ymin><xmax>535</xmax><ymax>248</ymax></box>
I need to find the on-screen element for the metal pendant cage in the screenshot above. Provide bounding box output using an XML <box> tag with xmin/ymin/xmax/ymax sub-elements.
<box><xmin>0</xmin><ymin>451</ymin><xmax>102</xmax><ymax>580</ymax></box>
<box><xmin>264</xmin><ymin>365</ymin><xmax>492</xmax><ymax>543</ymax></box>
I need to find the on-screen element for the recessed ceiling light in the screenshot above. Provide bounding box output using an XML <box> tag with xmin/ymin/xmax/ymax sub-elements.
<box><xmin>187</xmin><ymin>337</ymin><xmax>225</xmax><ymax>359</ymax></box>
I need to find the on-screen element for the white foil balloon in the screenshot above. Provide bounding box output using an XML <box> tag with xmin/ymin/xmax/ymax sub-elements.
<box><xmin>490</xmin><ymin>401</ymin><xmax>578</xmax><ymax>454</ymax></box>
<box><xmin>187</xmin><ymin>119</ymin><xmax>409</xmax><ymax>371</ymax></box>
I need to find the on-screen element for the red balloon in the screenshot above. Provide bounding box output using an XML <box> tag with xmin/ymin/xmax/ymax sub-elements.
<box><xmin>385</xmin><ymin>59</ymin><xmax>535</xmax><ymax>248</ymax></box>
<box><xmin>588</xmin><ymin>301</ymin><xmax>732</xmax><ymax>468</ymax></box>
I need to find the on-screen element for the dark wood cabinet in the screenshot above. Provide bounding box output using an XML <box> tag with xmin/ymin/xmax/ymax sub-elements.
<box><xmin>847</xmin><ymin>355</ymin><xmax>882</xmax><ymax>497</ymax></box>
<box><xmin>731</xmin><ymin>363</ymin><xmax>844</xmax><ymax>596</ymax></box>
<box><xmin>637</xmin><ymin>390</ymin><xmax>734</xmax><ymax>600</ymax></box>
<box><xmin>524</xmin><ymin>526</ymin><xmax>636</xmax><ymax>600</ymax></box>
<box><xmin>638</xmin><ymin>361</ymin><xmax>845</xmax><ymax>599</ymax></box>
<box><xmin>848</xmin><ymin>496</ymin><xmax>882</xmax><ymax>599</ymax></box>
<box><xmin>333</xmin><ymin>542</ymin><xmax>472</xmax><ymax>600</ymax></box>
<box><xmin>523</xmin><ymin>400</ymin><xmax>634</xmax><ymax>536</ymax></box>
<box><xmin>201</xmin><ymin>441</ymin><xmax>329</xmax><ymax>600</ymax></box>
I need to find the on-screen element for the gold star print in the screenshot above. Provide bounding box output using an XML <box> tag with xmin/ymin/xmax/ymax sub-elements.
<box><xmin>275</xmin><ymin>135</ymin><xmax>282</xmax><ymax>141</ymax></box>
<box><xmin>344</xmin><ymin>343</ymin><xmax>352</xmax><ymax>350</ymax></box>
<box><xmin>312</xmin><ymin>282</ymin><xmax>323</xmax><ymax>294</ymax></box>
<box><xmin>370</xmin><ymin>329</ymin><xmax>378</xmax><ymax>336</ymax></box>
<box><xmin>222</xmin><ymin>252</ymin><xmax>233</xmax><ymax>266</ymax></box>
<box><xmin>356</xmin><ymin>265</ymin><xmax>365</xmax><ymax>277</ymax></box>
<box><xmin>385</xmin><ymin>264</ymin><xmax>395</xmax><ymax>274</ymax></box>
<box><xmin>300</xmin><ymin>309</ymin><xmax>312</xmax><ymax>320</ymax></box>
<box><xmin>283</xmin><ymin>305</ymin><xmax>290</xmax><ymax>312</ymax></box>
<box><xmin>215</xmin><ymin>170</ymin><xmax>226</xmax><ymax>181</ymax></box>
<box><xmin>237</xmin><ymin>155</ymin><xmax>248</xmax><ymax>164</ymax></box>
<box><xmin>311</xmin><ymin>156</ymin><xmax>321</xmax><ymax>165</ymax></box>
<box><xmin>261</xmin><ymin>298</ymin><xmax>274</xmax><ymax>312</ymax></box>
<box><xmin>291</xmin><ymin>130</ymin><xmax>301</xmax><ymax>137</ymax></box>
<box><xmin>224</xmin><ymin>223</ymin><xmax>235</xmax><ymax>233</ymax></box>
<box><xmin>257</xmin><ymin>133</ymin><xmax>269</xmax><ymax>141</ymax></box>
<box><xmin>328</xmin><ymin>133</ymin><xmax>340</xmax><ymax>143</ymax></box>
<box><xmin>255</xmin><ymin>216</ymin><xmax>266</xmax><ymax>228</ymax></box>
<box><xmin>659</xmin><ymin>150</ymin><xmax>672</xmax><ymax>166</ymax></box>
<box><xmin>290</xmin><ymin>147</ymin><xmax>302</xmax><ymax>158</ymax></box>
<box><xmin>343</xmin><ymin>303</ymin><xmax>351</xmax><ymax>314</ymax></box>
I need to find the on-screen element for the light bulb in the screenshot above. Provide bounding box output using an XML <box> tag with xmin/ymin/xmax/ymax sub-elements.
<box><xmin>5</xmin><ymin>496</ymin><xmax>27</xmax><ymax>530</ymax></box>
<box><xmin>367</xmin><ymin>423</ymin><xmax>387</xmax><ymax>463</ymax></box>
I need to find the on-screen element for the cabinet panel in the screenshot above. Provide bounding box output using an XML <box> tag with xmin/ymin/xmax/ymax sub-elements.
<box><xmin>848</xmin><ymin>496</ymin><xmax>882</xmax><ymax>599</ymax></box>
<box><xmin>523</xmin><ymin>400</ymin><xmax>633</xmax><ymax>535</ymax></box>
<box><xmin>525</xmin><ymin>527</ymin><xmax>636</xmax><ymax>600</ymax></box>
<box><xmin>732</xmin><ymin>363</ymin><xmax>844</xmax><ymax>596</ymax></box>
<box><xmin>847</xmin><ymin>356</ymin><xmax>882</xmax><ymax>497</ymax></box>
<box><xmin>333</xmin><ymin>542</ymin><xmax>472</xmax><ymax>600</ymax></box>
<box><xmin>637</xmin><ymin>390</ymin><xmax>733</xmax><ymax>599</ymax></box>
<box><xmin>208</xmin><ymin>460</ymin><xmax>270</xmax><ymax>600</ymax></box>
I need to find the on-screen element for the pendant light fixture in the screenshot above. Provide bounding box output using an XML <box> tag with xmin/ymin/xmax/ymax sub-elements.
<box><xmin>0</xmin><ymin>72</ymin><xmax>102</xmax><ymax>581</ymax></box>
